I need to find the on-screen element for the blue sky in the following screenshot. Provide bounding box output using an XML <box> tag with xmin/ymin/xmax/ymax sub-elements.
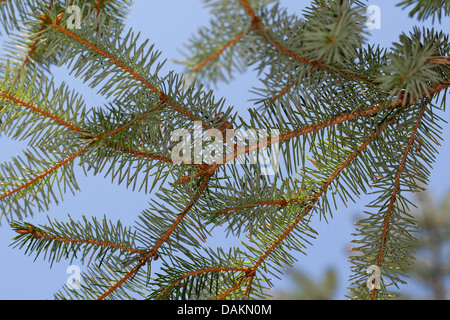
<box><xmin>0</xmin><ymin>0</ymin><xmax>449</xmax><ymax>300</ymax></box>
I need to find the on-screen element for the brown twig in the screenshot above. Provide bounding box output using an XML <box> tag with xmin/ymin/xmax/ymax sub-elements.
<box><xmin>193</xmin><ymin>32</ymin><xmax>246</xmax><ymax>72</ymax></box>
<box><xmin>155</xmin><ymin>267</ymin><xmax>252</xmax><ymax>300</ymax></box>
<box><xmin>218</xmin><ymin>187</ymin><xmax>306</xmax><ymax>216</ymax></box>
<box><xmin>16</xmin><ymin>0</ymin><xmax>54</xmax><ymax>77</ymax></box>
<box><xmin>96</xmin><ymin>0</ymin><xmax>104</xmax><ymax>16</ymax></box>
<box><xmin>217</xmin><ymin>121</ymin><xmax>389</xmax><ymax>299</ymax></box>
<box><xmin>0</xmin><ymin>90</ymin><xmax>83</xmax><ymax>133</ymax></box>
<box><xmin>14</xmin><ymin>225</ymin><xmax>146</xmax><ymax>255</ymax></box>
<box><xmin>372</xmin><ymin>101</ymin><xmax>429</xmax><ymax>299</ymax></box>
<box><xmin>269</xmin><ymin>80</ymin><xmax>299</xmax><ymax>104</ymax></box>
<box><xmin>39</xmin><ymin>14</ymin><xmax>209</xmax><ymax>129</ymax></box>
<box><xmin>0</xmin><ymin>98</ymin><xmax>169</xmax><ymax>202</ymax></box>
<box><xmin>103</xmin><ymin>141</ymin><xmax>175</xmax><ymax>164</ymax></box>
<box><xmin>0</xmin><ymin>142</ymin><xmax>93</xmax><ymax>201</ymax></box>
<box><xmin>96</xmin><ymin>170</ymin><xmax>216</xmax><ymax>300</ymax></box>
<box><xmin>238</xmin><ymin>0</ymin><xmax>377</xmax><ymax>85</ymax></box>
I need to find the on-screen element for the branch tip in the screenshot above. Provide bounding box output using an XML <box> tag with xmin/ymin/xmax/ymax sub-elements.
<box><xmin>15</xmin><ymin>226</ymin><xmax>35</xmax><ymax>235</ymax></box>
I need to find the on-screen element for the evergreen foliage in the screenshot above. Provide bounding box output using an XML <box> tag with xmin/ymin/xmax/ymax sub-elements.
<box><xmin>0</xmin><ymin>0</ymin><xmax>449</xmax><ymax>300</ymax></box>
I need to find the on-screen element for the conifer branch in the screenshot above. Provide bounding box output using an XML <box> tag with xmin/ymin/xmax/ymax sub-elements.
<box><xmin>217</xmin><ymin>121</ymin><xmax>389</xmax><ymax>299</ymax></box>
<box><xmin>193</xmin><ymin>32</ymin><xmax>246</xmax><ymax>72</ymax></box>
<box><xmin>178</xmin><ymin>102</ymin><xmax>387</xmax><ymax>185</ymax></box>
<box><xmin>87</xmin><ymin>103</ymin><xmax>198</xmax><ymax>172</ymax></box>
<box><xmin>216</xmin><ymin>273</ymin><xmax>250</xmax><ymax>300</ymax></box>
<box><xmin>92</xmin><ymin>110</ymin><xmax>155</xmax><ymax>141</ymax></box>
<box><xmin>238</xmin><ymin>0</ymin><xmax>377</xmax><ymax>85</ymax></box>
<box><xmin>255</xmin><ymin>127</ymin><xmax>386</xmax><ymax>277</ymax></box>
<box><xmin>17</xmin><ymin>29</ymin><xmax>43</xmax><ymax>77</ymax></box>
<box><xmin>218</xmin><ymin>187</ymin><xmax>306</xmax><ymax>216</ymax></box>
<box><xmin>15</xmin><ymin>0</ymin><xmax>54</xmax><ymax>77</ymax></box>
<box><xmin>2</xmin><ymin>0</ymin><xmax>449</xmax><ymax>301</ymax></box>
<box><xmin>0</xmin><ymin>90</ymin><xmax>83</xmax><ymax>133</ymax></box>
<box><xmin>155</xmin><ymin>267</ymin><xmax>251</xmax><ymax>300</ymax></box>
<box><xmin>39</xmin><ymin>13</ymin><xmax>209</xmax><ymax>129</ymax></box>
<box><xmin>0</xmin><ymin>96</ymin><xmax>167</xmax><ymax>204</ymax></box>
<box><xmin>243</xmin><ymin>272</ymin><xmax>255</xmax><ymax>299</ymax></box>
<box><xmin>255</xmin><ymin>80</ymin><xmax>449</xmax><ymax>162</ymax></box>
<box><xmin>269</xmin><ymin>80</ymin><xmax>299</xmax><ymax>104</ymax></box>
<box><xmin>15</xmin><ymin>0</ymin><xmax>117</xmax><ymax>77</ymax></box>
<box><xmin>13</xmin><ymin>224</ymin><xmax>145</xmax><ymax>255</ymax></box>
<box><xmin>372</xmin><ymin>100</ymin><xmax>429</xmax><ymax>299</ymax></box>
<box><xmin>97</xmin><ymin>171</ymin><xmax>215</xmax><ymax>300</ymax></box>
<box><xmin>103</xmin><ymin>141</ymin><xmax>175</xmax><ymax>164</ymax></box>
<box><xmin>263</xmin><ymin>36</ymin><xmax>450</xmax><ymax>106</ymax></box>
<box><xmin>182</xmin><ymin>95</ymin><xmax>420</xmax><ymax>185</ymax></box>
<box><xmin>217</xmin><ymin>200</ymin><xmax>287</xmax><ymax>215</ymax></box>
<box><xmin>0</xmin><ymin>141</ymin><xmax>92</xmax><ymax>201</ymax></box>
<box><xmin>220</xmin><ymin>101</ymin><xmax>386</xmax><ymax>167</ymax></box>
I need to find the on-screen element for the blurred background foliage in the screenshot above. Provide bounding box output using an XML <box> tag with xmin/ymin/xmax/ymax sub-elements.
<box><xmin>271</xmin><ymin>190</ymin><xmax>450</xmax><ymax>300</ymax></box>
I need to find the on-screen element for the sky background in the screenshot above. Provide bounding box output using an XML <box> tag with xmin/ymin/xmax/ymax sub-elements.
<box><xmin>0</xmin><ymin>0</ymin><xmax>449</xmax><ymax>300</ymax></box>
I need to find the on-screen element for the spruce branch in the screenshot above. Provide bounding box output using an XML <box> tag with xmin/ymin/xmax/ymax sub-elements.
<box><xmin>11</xmin><ymin>0</ymin><xmax>121</xmax><ymax>77</ymax></box>
<box><xmin>155</xmin><ymin>267</ymin><xmax>252</xmax><ymax>300</ymax></box>
<box><xmin>397</xmin><ymin>0</ymin><xmax>450</xmax><ymax>23</ymax></box>
<box><xmin>0</xmin><ymin>62</ymin><xmax>90</xmax><ymax>148</ymax></box>
<box><xmin>37</xmin><ymin>11</ymin><xmax>215</xmax><ymax>130</ymax></box>
<box><xmin>1</xmin><ymin>0</ymin><xmax>449</xmax><ymax>301</ymax></box>
<box><xmin>10</xmin><ymin>216</ymin><xmax>145</xmax><ymax>267</ymax></box>
<box><xmin>0</xmin><ymin>144</ymin><xmax>89</xmax><ymax>222</ymax></box>
<box><xmin>192</xmin><ymin>31</ymin><xmax>246</xmax><ymax>73</ymax></box>
<box><xmin>97</xmin><ymin>171</ymin><xmax>215</xmax><ymax>300</ymax></box>
<box><xmin>146</xmin><ymin>246</ymin><xmax>260</xmax><ymax>300</ymax></box>
<box><xmin>0</xmin><ymin>90</ymin><xmax>83</xmax><ymax>134</ymax></box>
<box><xmin>14</xmin><ymin>225</ymin><xmax>143</xmax><ymax>254</ymax></box>
<box><xmin>0</xmin><ymin>0</ymin><xmax>41</xmax><ymax>35</ymax></box>
<box><xmin>217</xmin><ymin>99</ymin><xmax>399</xmax><ymax>169</ymax></box>
<box><xmin>348</xmin><ymin>95</ymin><xmax>445</xmax><ymax>299</ymax></box>
<box><xmin>102</xmin><ymin>140</ymin><xmax>175</xmax><ymax>164</ymax></box>
<box><xmin>177</xmin><ymin>80</ymin><xmax>449</xmax><ymax>214</ymax></box>
<box><xmin>268</xmin><ymin>80</ymin><xmax>299</xmax><ymax>104</ymax></box>
<box><xmin>1</xmin><ymin>1</ymin><xmax>132</xmax><ymax>77</ymax></box>
<box><xmin>0</xmin><ymin>142</ymin><xmax>91</xmax><ymax>203</ymax></box>
<box><xmin>238</xmin><ymin>0</ymin><xmax>375</xmax><ymax>85</ymax></box>
<box><xmin>174</xmin><ymin>102</ymin><xmax>380</xmax><ymax>184</ymax></box>
<box><xmin>217</xmin><ymin>121</ymin><xmax>390</xmax><ymax>299</ymax></box>
<box><xmin>0</xmin><ymin>75</ymin><xmax>185</xmax><ymax>221</ymax></box>
<box><xmin>14</xmin><ymin>0</ymin><xmax>55</xmax><ymax>77</ymax></box>
<box><xmin>372</xmin><ymin>100</ymin><xmax>429</xmax><ymax>299</ymax></box>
